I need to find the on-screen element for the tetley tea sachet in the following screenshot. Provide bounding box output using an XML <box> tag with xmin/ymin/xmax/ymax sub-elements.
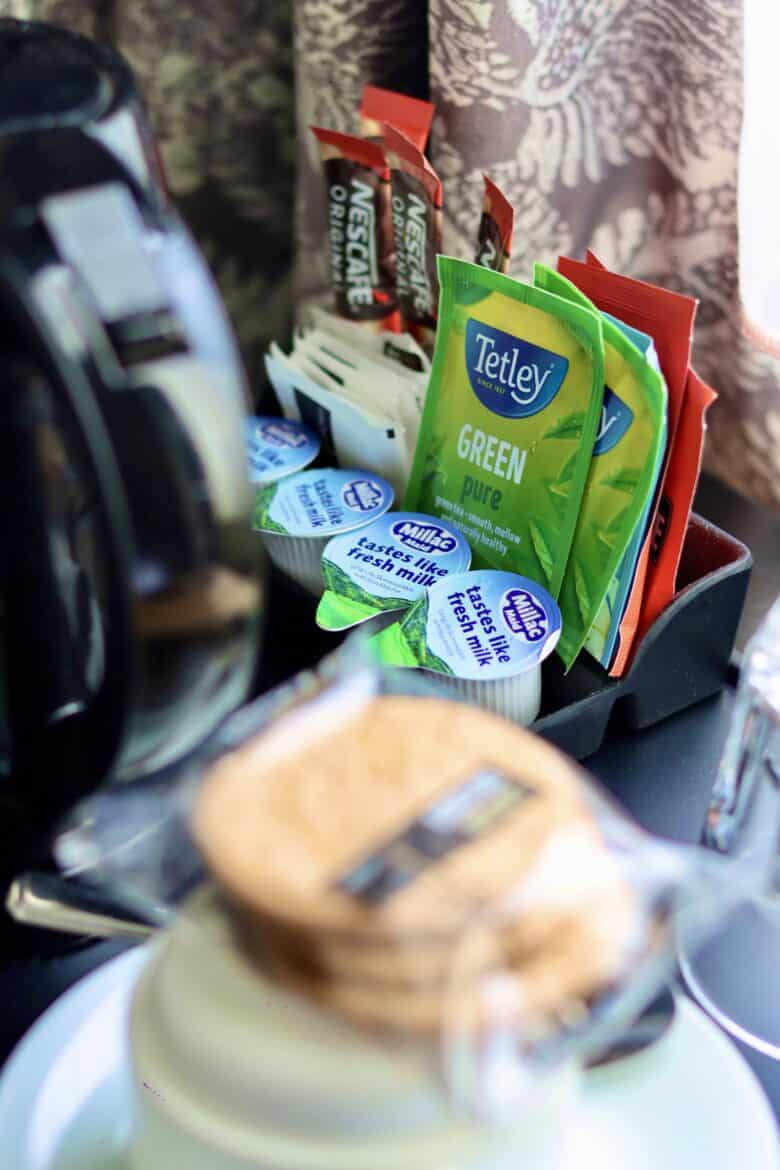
<box><xmin>534</xmin><ymin>265</ymin><xmax>667</xmax><ymax>670</ymax></box>
<box><xmin>404</xmin><ymin>257</ymin><xmax>604</xmax><ymax>599</ymax></box>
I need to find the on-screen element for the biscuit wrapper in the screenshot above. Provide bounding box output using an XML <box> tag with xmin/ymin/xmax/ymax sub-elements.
<box><xmin>52</xmin><ymin>637</ymin><xmax>749</xmax><ymax>1121</ymax></box>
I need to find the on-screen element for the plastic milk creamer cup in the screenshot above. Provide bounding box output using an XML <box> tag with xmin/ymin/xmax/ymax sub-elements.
<box><xmin>403</xmin><ymin>257</ymin><xmax>605</xmax><ymax>599</ymax></box>
<box><xmin>371</xmin><ymin>569</ymin><xmax>561</xmax><ymax>725</ymax></box>
<box><xmin>246</xmin><ymin>415</ymin><xmax>320</xmax><ymax>485</ymax></box>
<box><xmin>254</xmin><ymin>468</ymin><xmax>394</xmax><ymax>594</ymax></box>
<box><xmin>317</xmin><ymin>511</ymin><xmax>471</xmax><ymax>631</ymax></box>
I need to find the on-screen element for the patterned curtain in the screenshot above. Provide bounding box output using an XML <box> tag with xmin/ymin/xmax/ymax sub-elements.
<box><xmin>4</xmin><ymin>1</ymin><xmax>779</xmax><ymax>510</ymax></box>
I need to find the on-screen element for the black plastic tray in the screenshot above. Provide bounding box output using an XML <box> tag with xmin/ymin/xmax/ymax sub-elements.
<box><xmin>533</xmin><ymin>514</ymin><xmax>751</xmax><ymax>757</ymax></box>
<box><xmin>258</xmin><ymin>513</ymin><xmax>752</xmax><ymax>761</ymax></box>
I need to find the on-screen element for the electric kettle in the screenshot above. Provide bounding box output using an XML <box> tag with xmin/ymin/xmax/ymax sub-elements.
<box><xmin>0</xmin><ymin>21</ymin><xmax>264</xmax><ymax>870</ymax></box>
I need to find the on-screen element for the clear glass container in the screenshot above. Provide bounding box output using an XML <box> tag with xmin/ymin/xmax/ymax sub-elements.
<box><xmin>679</xmin><ymin>597</ymin><xmax>780</xmax><ymax>1057</ymax></box>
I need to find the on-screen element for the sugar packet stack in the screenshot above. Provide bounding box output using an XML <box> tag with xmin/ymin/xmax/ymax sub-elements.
<box><xmin>264</xmin><ymin>307</ymin><xmax>429</xmax><ymax>499</ymax></box>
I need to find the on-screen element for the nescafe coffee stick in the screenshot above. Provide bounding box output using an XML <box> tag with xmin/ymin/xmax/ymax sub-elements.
<box><xmin>311</xmin><ymin>126</ymin><xmax>399</xmax><ymax>331</ymax></box>
<box><xmin>383</xmin><ymin>123</ymin><xmax>442</xmax><ymax>349</ymax></box>
<box><xmin>475</xmin><ymin>175</ymin><xmax>514</xmax><ymax>274</ymax></box>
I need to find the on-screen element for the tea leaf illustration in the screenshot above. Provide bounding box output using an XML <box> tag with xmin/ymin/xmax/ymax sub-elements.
<box><xmin>555</xmin><ymin>451</ymin><xmax>578</xmax><ymax>485</ymax></box>
<box><xmin>529</xmin><ymin>520</ymin><xmax>555</xmax><ymax>584</ymax></box>
<box><xmin>606</xmin><ymin>505</ymin><xmax>632</xmax><ymax>534</ymax></box>
<box><xmin>574</xmin><ymin>560</ymin><xmax>591</xmax><ymax>625</ymax></box>
<box><xmin>544</xmin><ymin>477</ymin><xmax>571</xmax><ymax>516</ymax></box>
<box><xmin>593</xmin><ymin>506</ymin><xmax>632</xmax><ymax>554</ymax></box>
<box><xmin>542</xmin><ymin>451</ymin><xmax>578</xmax><ymax>516</ymax></box>
<box><xmin>599</xmin><ymin>467</ymin><xmax>641</xmax><ymax>494</ymax></box>
<box><xmin>543</xmin><ymin>412</ymin><xmax>584</xmax><ymax>440</ymax></box>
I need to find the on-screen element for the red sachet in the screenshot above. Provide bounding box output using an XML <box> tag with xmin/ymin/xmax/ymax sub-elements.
<box><xmin>360</xmin><ymin>85</ymin><xmax>434</xmax><ymax>152</ymax></box>
<box><xmin>636</xmin><ymin>367</ymin><xmax>718</xmax><ymax>638</ymax></box>
<box><xmin>311</xmin><ymin>126</ymin><xmax>399</xmax><ymax>332</ymax></box>
<box><xmin>567</xmin><ymin>250</ymin><xmax>696</xmax><ymax>447</ymax></box>
<box><xmin>475</xmin><ymin>175</ymin><xmax>514</xmax><ymax>274</ymax></box>
<box><xmin>558</xmin><ymin>252</ymin><xmax>703</xmax><ymax>672</ymax></box>
<box><xmin>383</xmin><ymin>123</ymin><xmax>442</xmax><ymax>349</ymax></box>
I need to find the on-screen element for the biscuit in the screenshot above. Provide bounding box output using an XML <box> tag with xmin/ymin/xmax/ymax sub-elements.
<box><xmin>260</xmin><ymin>883</ymin><xmax>637</xmax><ymax>1037</ymax></box>
<box><xmin>192</xmin><ymin>696</ymin><xmax>590</xmax><ymax>941</ymax></box>
<box><xmin>233</xmin><ymin>817</ymin><xmax>626</xmax><ymax>987</ymax></box>
<box><xmin>194</xmin><ymin>693</ymin><xmax>640</xmax><ymax>1037</ymax></box>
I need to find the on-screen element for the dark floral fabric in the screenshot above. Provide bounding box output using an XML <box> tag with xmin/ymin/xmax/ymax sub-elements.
<box><xmin>4</xmin><ymin>1</ymin><xmax>779</xmax><ymax>508</ymax></box>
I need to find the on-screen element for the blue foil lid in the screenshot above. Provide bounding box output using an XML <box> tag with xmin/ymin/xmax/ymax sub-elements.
<box><xmin>245</xmin><ymin>416</ymin><xmax>320</xmax><ymax>484</ymax></box>
<box><xmin>418</xmin><ymin>569</ymin><xmax>561</xmax><ymax>679</ymax></box>
<box><xmin>255</xmin><ymin>468</ymin><xmax>394</xmax><ymax>537</ymax></box>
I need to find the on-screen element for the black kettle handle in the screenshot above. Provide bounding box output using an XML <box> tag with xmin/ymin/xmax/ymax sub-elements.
<box><xmin>0</xmin><ymin>251</ymin><xmax>135</xmax><ymax>831</ymax></box>
<box><xmin>0</xmin><ymin>358</ymin><xmax>91</xmax><ymax>779</ymax></box>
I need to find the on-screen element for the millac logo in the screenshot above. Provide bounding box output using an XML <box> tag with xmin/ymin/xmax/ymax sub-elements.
<box><xmin>465</xmin><ymin>319</ymin><xmax>569</xmax><ymax>419</ymax></box>
<box><xmin>342</xmin><ymin>478</ymin><xmax>384</xmax><ymax>512</ymax></box>
<box><xmin>258</xmin><ymin>421</ymin><xmax>307</xmax><ymax>448</ymax></box>
<box><xmin>592</xmin><ymin>387</ymin><xmax>634</xmax><ymax>456</ymax></box>
<box><xmin>391</xmin><ymin>520</ymin><xmax>457</xmax><ymax>555</ymax></box>
<box><xmin>501</xmin><ymin>588</ymin><xmax>548</xmax><ymax>642</ymax></box>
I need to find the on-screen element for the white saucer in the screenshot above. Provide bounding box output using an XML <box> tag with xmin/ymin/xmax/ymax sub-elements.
<box><xmin>0</xmin><ymin>947</ymin><xmax>776</xmax><ymax>1170</ymax></box>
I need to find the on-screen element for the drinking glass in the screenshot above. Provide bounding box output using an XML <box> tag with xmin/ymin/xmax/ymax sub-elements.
<box><xmin>679</xmin><ymin>596</ymin><xmax>780</xmax><ymax>1057</ymax></box>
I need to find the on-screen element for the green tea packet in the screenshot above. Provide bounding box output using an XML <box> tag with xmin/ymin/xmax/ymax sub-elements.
<box><xmin>533</xmin><ymin>265</ymin><xmax>666</xmax><ymax>669</ymax></box>
<box><xmin>317</xmin><ymin>510</ymin><xmax>471</xmax><ymax>630</ymax></box>
<box><xmin>585</xmin><ymin>318</ymin><xmax>668</xmax><ymax>670</ymax></box>
<box><xmin>403</xmin><ymin>257</ymin><xmax>605</xmax><ymax>598</ymax></box>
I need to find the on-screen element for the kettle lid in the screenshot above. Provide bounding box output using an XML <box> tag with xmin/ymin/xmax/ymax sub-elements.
<box><xmin>0</xmin><ymin>20</ymin><xmax>134</xmax><ymax>133</ymax></box>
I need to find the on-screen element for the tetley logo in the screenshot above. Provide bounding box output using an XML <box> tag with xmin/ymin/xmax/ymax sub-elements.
<box><xmin>391</xmin><ymin>520</ymin><xmax>457</xmax><ymax>555</ymax></box>
<box><xmin>593</xmin><ymin>387</ymin><xmax>634</xmax><ymax>456</ymax></box>
<box><xmin>465</xmin><ymin>319</ymin><xmax>569</xmax><ymax>419</ymax></box>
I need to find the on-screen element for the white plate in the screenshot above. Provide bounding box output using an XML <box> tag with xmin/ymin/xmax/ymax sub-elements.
<box><xmin>0</xmin><ymin>947</ymin><xmax>776</xmax><ymax>1170</ymax></box>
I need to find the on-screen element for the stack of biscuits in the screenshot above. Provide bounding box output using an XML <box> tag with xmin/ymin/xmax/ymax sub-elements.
<box><xmin>192</xmin><ymin>695</ymin><xmax>639</xmax><ymax>1039</ymax></box>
